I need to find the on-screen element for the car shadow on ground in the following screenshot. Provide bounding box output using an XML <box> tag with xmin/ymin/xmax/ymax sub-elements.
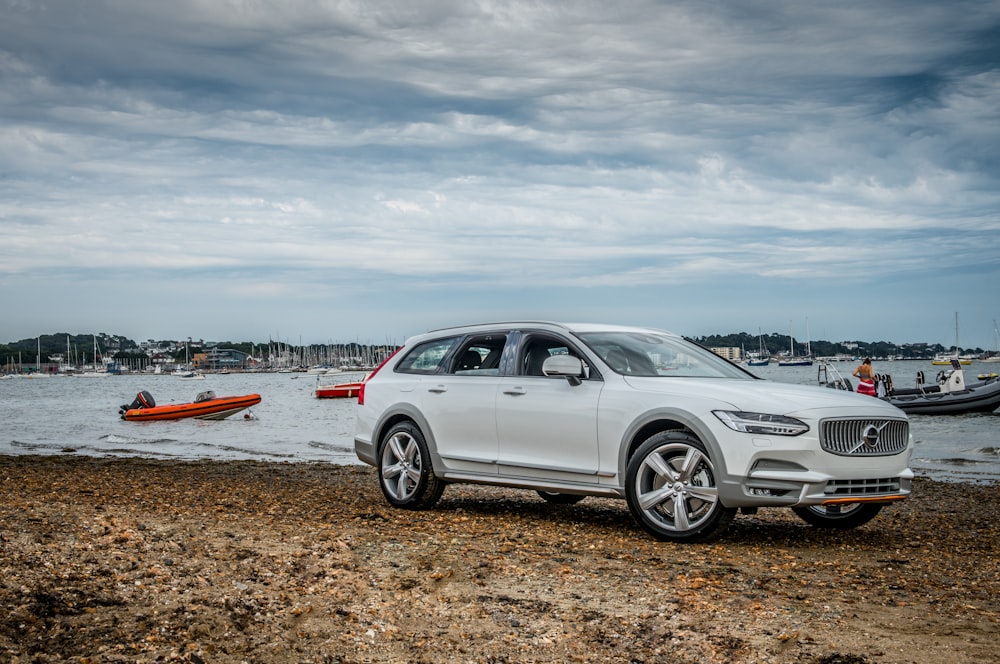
<box><xmin>415</xmin><ymin>487</ymin><xmax>896</xmax><ymax>549</ymax></box>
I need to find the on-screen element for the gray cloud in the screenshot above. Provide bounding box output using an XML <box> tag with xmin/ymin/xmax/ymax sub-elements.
<box><xmin>1</xmin><ymin>0</ymin><xmax>998</xmax><ymax>346</ymax></box>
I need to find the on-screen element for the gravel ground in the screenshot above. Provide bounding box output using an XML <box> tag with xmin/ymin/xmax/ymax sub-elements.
<box><xmin>1</xmin><ymin>455</ymin><xmax>997</xmax><ymax>663</ymax></box>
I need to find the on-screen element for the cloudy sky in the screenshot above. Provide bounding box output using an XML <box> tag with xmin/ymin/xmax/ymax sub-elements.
<box><xmin>2</xmin><ymin>1</ymin><xmax>999</xmax><ymax>349</ymax></box>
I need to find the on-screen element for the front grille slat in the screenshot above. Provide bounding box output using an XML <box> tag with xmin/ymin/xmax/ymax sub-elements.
<box><xmin>819</xmin><ymin>418</ymin><xmax>909</xmax><ymax>456</ymax></box>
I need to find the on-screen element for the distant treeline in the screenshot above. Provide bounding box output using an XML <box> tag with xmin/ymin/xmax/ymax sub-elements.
<box><xmin>1</xmin><ymin>330</ymin><xmax>981</xmax><ymax>364</ymax></box>
<box><xmin>693</xmin><ymin>332</ymin><xmax>965</xmax><ymax>359</ymax></box>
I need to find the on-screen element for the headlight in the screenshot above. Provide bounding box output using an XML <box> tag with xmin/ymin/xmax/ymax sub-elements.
<box><xmin>713</xmin><ymin>411</ymin><xmax>808</xmax><ymax>436</ymax></box>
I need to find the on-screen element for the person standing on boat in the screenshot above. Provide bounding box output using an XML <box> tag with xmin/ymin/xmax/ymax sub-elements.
<box><xmin>853</xmin><ymin>357</ymin><xmax>877</xmax><ymax>396</ymax></box>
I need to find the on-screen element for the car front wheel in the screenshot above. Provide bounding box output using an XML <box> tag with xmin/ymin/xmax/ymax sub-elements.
<box><xmin>377</xmin><ymin>421</ymin><xmax>444</xmax><ymax>510</ymax></box>
<box><xmin>625</xmin><ymin>431</ymin><xmax>735</xmax><ymax>543</ymax></box>
<box><xmin>792</xmin><ymin>503</ymin><xmax>883</xmax><ymax>529</ymax></box>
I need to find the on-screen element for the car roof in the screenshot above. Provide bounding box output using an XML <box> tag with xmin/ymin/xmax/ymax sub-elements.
<box><xmin>409</xmin><ymin>321</ymin><xmax>681</xmax><ymax>344</ymax></box>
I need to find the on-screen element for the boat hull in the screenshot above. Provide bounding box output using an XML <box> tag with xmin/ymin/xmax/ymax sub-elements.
<box><xmin>315</xmin><ymin>382</ymin><xmax>363</xmax><ymax>399</ymax></box>
<box><xmin>884</xmin><ymin>380</ymin><xmax>1000</xmax><ymax>415</ymax></box>
<box><xmin>123</xmin><ymin>394</ymin><xmax>262</xmax><ymax>421</ymax></box>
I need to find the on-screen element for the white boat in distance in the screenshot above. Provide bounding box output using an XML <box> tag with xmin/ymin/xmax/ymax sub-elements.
<box><xmin>779</xmin><ymin>321</ymin><xmax>812</xmax><ymax>366</ymax></box>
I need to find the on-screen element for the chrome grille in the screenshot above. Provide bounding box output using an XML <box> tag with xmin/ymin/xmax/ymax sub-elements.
<box><xmin>819</xmin><ymin>418</ymin><xmax>909</xmax><ymax>456</ymax></box>
<box><xmin>825</xmin><ymin>477</ymin><xmax>902</xmax><ymax>495</ymax></box>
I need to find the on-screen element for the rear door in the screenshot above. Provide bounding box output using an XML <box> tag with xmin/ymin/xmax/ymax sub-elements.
<box><xmin>416</xmin><ymin>332</ymin><xmax>508</xmax><ymax>474</ymax></box>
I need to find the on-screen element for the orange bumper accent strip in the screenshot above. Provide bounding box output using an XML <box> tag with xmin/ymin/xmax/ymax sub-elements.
<box><xmin>821</xmin><ymin>494</ymin><xmax>907</xmax><ymax>505</ymax></box>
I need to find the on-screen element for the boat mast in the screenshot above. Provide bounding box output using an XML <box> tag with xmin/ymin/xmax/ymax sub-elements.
<box><xmin>953</xmin><ymin>312</ymin><xmax>959</xmax><ymax>358</ymax></box>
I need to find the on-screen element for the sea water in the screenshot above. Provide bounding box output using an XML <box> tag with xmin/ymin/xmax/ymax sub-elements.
<box><xmin>0</xmin><ymin>372</ymin><xmax>364</xmax><ymax>464</ymax></box>
<box><xmin>1</xmin><ymin>363</ymin><xmax>997</xmax><ymax>483</ymax></box>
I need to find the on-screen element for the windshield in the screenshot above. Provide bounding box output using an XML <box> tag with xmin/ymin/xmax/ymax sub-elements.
<box><xmin>577</xmin><ymin>331</ymin><xmax>754</xmax><ymax>379</ymax></box>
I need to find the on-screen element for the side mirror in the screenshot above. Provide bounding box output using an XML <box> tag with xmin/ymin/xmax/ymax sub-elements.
<box><xmin>542</xmin><ymin>355</ymin><xmax>586</xmax><ymax>386</ymax></box>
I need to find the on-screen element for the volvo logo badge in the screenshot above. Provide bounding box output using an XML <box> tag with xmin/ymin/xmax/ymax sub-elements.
<box><xmin>863</xmin><ymin>424</ymin><xmax>881</xmax><ymax>449</ymax></box>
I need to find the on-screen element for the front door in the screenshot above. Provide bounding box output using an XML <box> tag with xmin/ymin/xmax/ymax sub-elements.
<box><xmin>495</xmin><ymin>334</ymin><xmax>603</xmax><ymax>482</ymax></box>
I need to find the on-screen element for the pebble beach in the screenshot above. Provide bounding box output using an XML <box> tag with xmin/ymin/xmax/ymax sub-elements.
<box><xmin>1</xmin><ymin>455</ymin><xmax>997</xmax><ymax>663</ymax></box>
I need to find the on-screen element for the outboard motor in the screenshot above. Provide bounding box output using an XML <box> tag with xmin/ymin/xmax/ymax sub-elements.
<box><xmin>119</xmin><ymin>390</ymin><xmax>155</xmax><ymax>418</ymax></box>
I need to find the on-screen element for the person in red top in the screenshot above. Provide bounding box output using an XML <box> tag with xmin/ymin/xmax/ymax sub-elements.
<box><xmin>853</xmin><ymin>357</ymin><xmax>876</xmax><ymax>396</ymax></box>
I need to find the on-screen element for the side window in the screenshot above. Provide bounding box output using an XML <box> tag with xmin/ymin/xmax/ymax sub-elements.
<box><xmin>521</xmin><ymin>336</ymin><xmax>576</xmax><ymax>377</ymax></box>
<box><xmin>451</xmin><ymin>334</ymin><xmax>507</xmax><ymax>375</ymax></box>
<box><xmin>395</xmin><ymin>337</ymin><xmax>460</xmax><ymax>374</ymax></box>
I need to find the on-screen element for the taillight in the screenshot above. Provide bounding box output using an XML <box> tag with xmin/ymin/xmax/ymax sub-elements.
<box><xmin>358</xmin><ymin>346</ymin><xmax>402</xmax><ymax>405</ymax></box>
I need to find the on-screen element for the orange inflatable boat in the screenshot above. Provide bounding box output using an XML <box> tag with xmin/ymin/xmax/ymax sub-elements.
<box><xmin>120</xmin><ymin>390</ymin><xmax>261</xmax><ymax>421</ymax></box>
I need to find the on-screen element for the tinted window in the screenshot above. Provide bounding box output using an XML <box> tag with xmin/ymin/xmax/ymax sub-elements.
<box><xmin>395</xmin><ymin>337</ymin><xmax>460</xmax><ymax>374</ymax></box>
<box><xmin>451</xmin><ymin>334</ymin><xmax>507</xmax><ymax>375</ymax></box>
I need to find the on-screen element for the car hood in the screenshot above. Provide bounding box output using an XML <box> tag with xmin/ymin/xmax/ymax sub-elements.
<box><xmin>621</xmin><ymin>376</ymin><xmax>905</xmax><ymax>417</ymax></box>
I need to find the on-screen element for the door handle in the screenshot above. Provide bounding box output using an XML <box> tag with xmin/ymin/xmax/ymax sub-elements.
<box><xmin>502</xmin><ymin>387</ymin><xmax>526</xmax><ymax>396</ymax></box>
<box><xmin>428</xmin><ymin>385</ymin><xmax>447</xmax><ymax>393</ymax></box>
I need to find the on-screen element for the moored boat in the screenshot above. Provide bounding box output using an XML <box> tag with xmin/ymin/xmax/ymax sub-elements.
<box><xmin>746</xmin><ymin>328</ymin><xmax>770</xmax><ymax>366</ymax></box>
<box><xmin>931</xmin><ymin>355</ymin><xmax>971</xmax><ymax>366</ymax></box>
<box><xmin>175</xmin><ymin>370</ymin><xmax>206</xmax><ymax>380</ymax></box>
<box><xmin>778</xmin><ymin>357</ymin><xmax>813</xmax><ymax>367</ymax></box>
<box><xmin>120</xmin><ymin>390</ymin><xmax>261</xmax><ymax>421</ymax></box>
<box><xmin>819</xmin><ymin>360</ymin><xmax>1000</xmax><ymax>415</ymax></box>
<box><xmin>932</xmin><ymin>312</ymin><xmax>972</xmax><ymax>365</ymax></box>
<box><xmin>778</xmin><ymin>322</ymin><xmax>812</xmax><ymax>366</ymax></box>
<box><xmin>315</xmin><ymin>381</ymin><xmax>363</xmax><ymax>399</ymax></box>
<box><xmin>880</xmin><ymin>361</ymin><xmax>1000</xmax><ymax>415</ymax></box>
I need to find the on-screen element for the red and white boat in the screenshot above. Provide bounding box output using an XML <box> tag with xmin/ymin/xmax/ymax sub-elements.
<box><xmin>315</xmin><ymin>381</ymin><xmax>364</xmax><ymax>399</ymax></box>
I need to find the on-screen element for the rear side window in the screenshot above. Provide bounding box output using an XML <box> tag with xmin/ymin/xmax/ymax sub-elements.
<box><xmin>395</xmin><ymin>337</ymin><xmax>460</xmax><ymax>374</ymax></box>
<box><xmin>451</xmin><ymin>334</ymin><xmax>507</xmax><ymax>375</ymax></box>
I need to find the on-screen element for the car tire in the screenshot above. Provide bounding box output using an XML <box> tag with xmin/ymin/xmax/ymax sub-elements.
<box><xmin>377</xmin><ymin>421</ymin><xmax>445</xmax><ymax>510</ymax></box>
<box><xmin>625</xmin><ymin>431</ymin><xmax>735</xmax><ymax>542</ymax></box>
<box><xmin>791</xmin><ymin>503</ymin><xmax>883</xmax><ymax>529</ymax></box>
<box><xmin>536</xmin><ymin>490</ymin><xmax>585</xmax><ymax>505</ymax></box>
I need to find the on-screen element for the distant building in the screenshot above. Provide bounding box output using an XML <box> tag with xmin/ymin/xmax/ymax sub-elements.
<box><xmin>149</xmin><ymin>352</ymin><xmax>172</xmax><ymax>368</ymax></box>
<box><xmin>197</xmin><ymin>347</ymin><xmax>251</xmax><ymax>371</ymax></box>
<box><xmin>710</xmin><ymin>347</ymin><xmax>742</xmax><ymax>361</ymax></box>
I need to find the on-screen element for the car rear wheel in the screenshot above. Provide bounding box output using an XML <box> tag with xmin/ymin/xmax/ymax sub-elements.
<box><xmin>378</xmin><ymin>421</ymin><xmax>444</xmax><ymax>510</ymax></box>
<box><xmin>792</xmin><ymin>503</ymin><xmax>883</xmax><ymax>529</ymax></box>
<box><xmin>536</xmin><ymin>490</ymin><xmax>585</xmax><ymax>505</ymax></box>
<box><xmin>625</xmin><ymin>431</ymin><xmax>735</xmax><ymax>542</ymax></box>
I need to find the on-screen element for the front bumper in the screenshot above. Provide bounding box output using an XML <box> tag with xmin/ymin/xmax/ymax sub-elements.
<box><xmin>721</xmin><ymin>465</ymin><xmax>914</xmax><ymax>508</ymax></box>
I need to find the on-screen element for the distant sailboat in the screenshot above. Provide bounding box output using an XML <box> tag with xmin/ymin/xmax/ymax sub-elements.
<box><xmin>778</xmin><ymin>320</ymin><xmax>813</xmax><ymax>366</ymax></box>
<box><xmin>77</xmin><ymin>335</ymin><xmax>112</xmax><ymax>377</ymax></box>
<box><xmin>931</xmin><ymin>312</ymin><xmax>972</xmax><ymax>365</ymax></box>
<box><xmin>747</xmin><ymin>328</ymin><xmax>770</xmax><ymax>366</ymax></box>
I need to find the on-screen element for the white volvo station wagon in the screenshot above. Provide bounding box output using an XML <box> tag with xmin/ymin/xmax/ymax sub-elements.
<box><xmin>354</xmin><ymin>322</ymin><xmax>913</xmax><ymax>542</ymax></box>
